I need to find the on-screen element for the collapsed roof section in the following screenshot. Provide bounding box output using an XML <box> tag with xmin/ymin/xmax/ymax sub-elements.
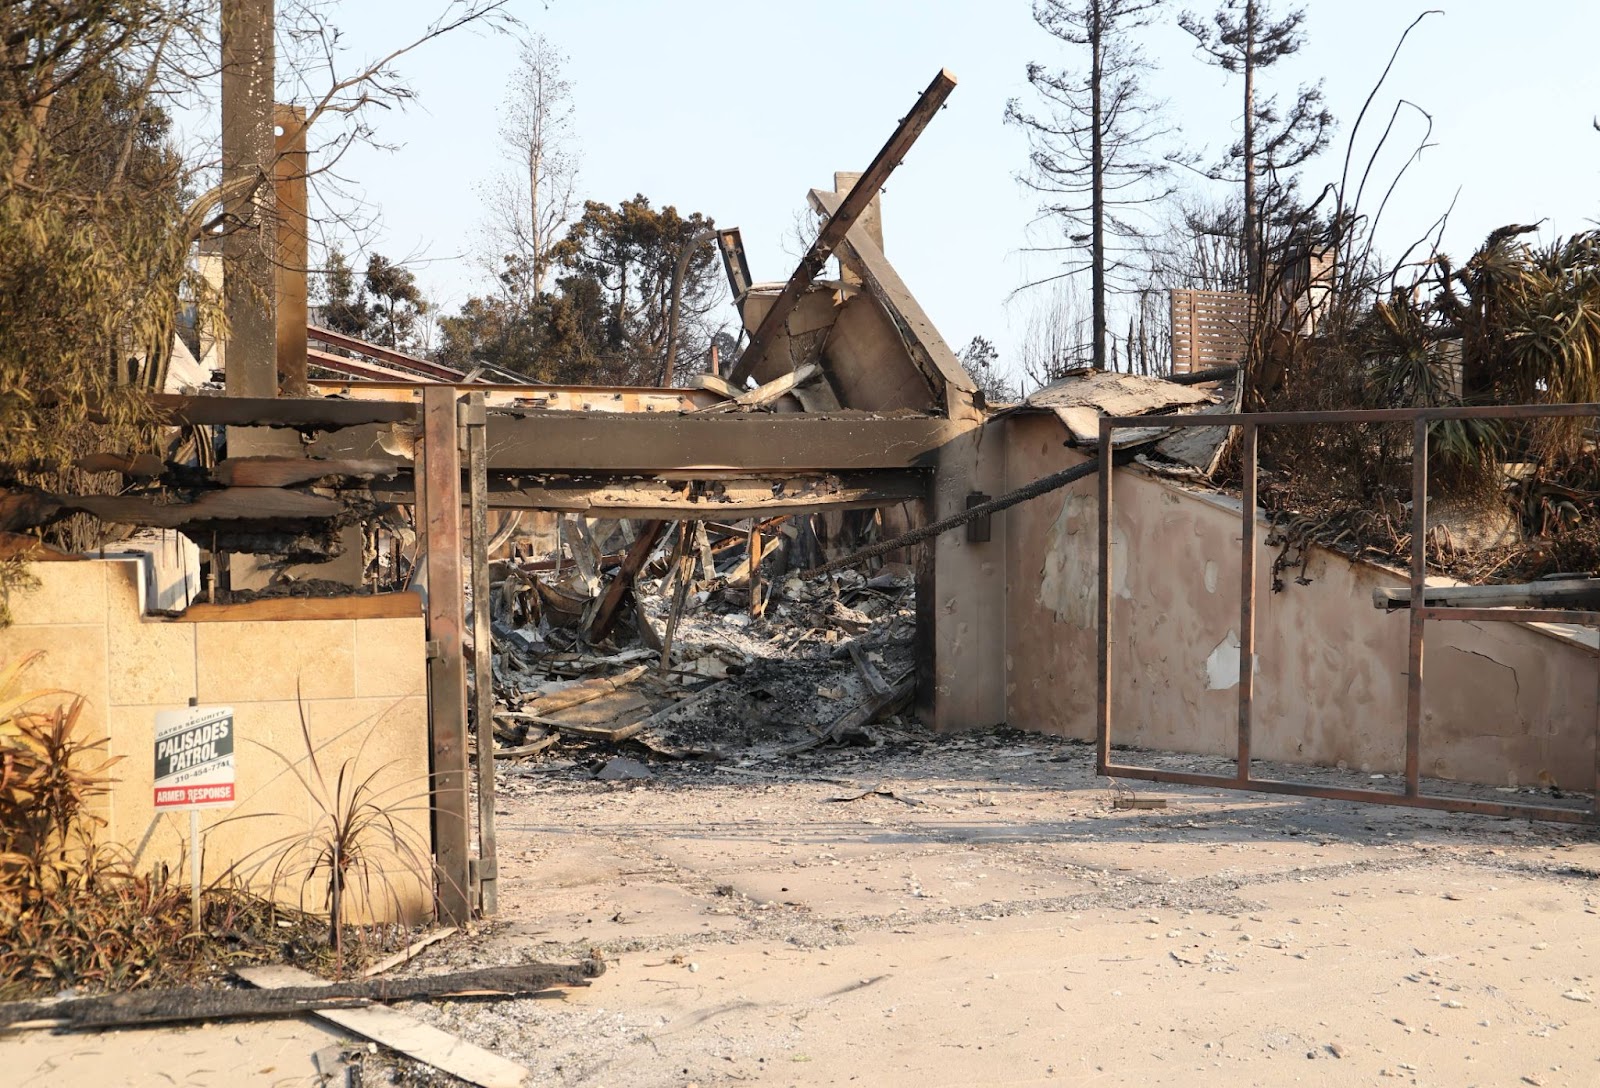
<box><xmin>716</xmin><ymin>69</ymin><xmax>983</xmax><ymax>428</ymax></box>
<box><xmin>727</xmin><ymin>192</ymin><xmax>982</xmax><ymax>424</ymax></box>
<box><xmin>1001</xmin><ymin>367</ymin><xmax>1243</xmax><ymax>476</ymax></box>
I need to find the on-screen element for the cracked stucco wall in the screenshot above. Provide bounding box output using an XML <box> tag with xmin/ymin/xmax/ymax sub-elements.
<box><xmin>1002</xmin><ymin>412</ymin><xmax>1594</xmax><ymax>788</ymax></box>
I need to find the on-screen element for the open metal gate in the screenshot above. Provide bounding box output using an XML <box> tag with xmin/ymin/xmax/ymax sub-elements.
<box><xmin>1096</xmin><ymin>402</ymin><xmax>1600</xmax><ymax>824</ymax></box>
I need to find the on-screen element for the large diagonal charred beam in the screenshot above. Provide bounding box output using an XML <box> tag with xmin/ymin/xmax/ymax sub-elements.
<box><xmin>726</xmin><ymin>69</ymin><xmax>956</xmax><ymax>386</ymax></box>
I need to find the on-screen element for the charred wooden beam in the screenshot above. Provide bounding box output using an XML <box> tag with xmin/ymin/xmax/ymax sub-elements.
<box><xmin>307</xmin><ymin>325</ymin><xmax>470</xmax><ymax>382</ymax></box>
<box><xmin>75</xmin><ymin>452</ymin><xmax>166</xmax><ymax>477</ymax></box>
<box><xmin>481</xmin><ymin>470</ymin><xmax>927</xmax><ymax>518</ymax></box>
<box><xmin>68</xmin><ymin>487</ymin><xmax>342</xmax><ymax>528</ymax></box>
<box><xmin>0</xmin><ymin>487</ymin><xmax>63</xmax><ymax>534</ymax></box>
<box><xmin>488</xmin><ymin>412</ymin><xmax>956</xmax><ymax>473</ymax></box>
<box><xmin>148</xmin><ymin>393</ymin><xmax>416</xmax><ymax>429</ymax></box>
<box><xmin>695</xmin><ymin>362</ymin><xmax>821</xmax><ymax>414</ymax></box>
<box><xmin>366</xmin><ymin>469</ymin><xmax>929</xmax><ymax>517</ymax></box>
<box><xmin>308</xmin><ymin>347</ymin><xmax>435</xmax><ymax>383</ymax></box>
<box><xmin>306</xmin><ymin>382</ymin><xmax>714</xmax><ymax>413</ymax></box>
<box><xmin>212</xmin><ymin>455</ymin><xmax>402</xmax><ymax>487</ymax></box>
<box><xmin>0</xmin><ymin>961</ymin><xmax>601</xmax><ymax>1032</ymax></box>
<box><xmin>587</xmin><ymin>520</ymin><xmax>670</xmax><ymax>643</ymax></box>
<box><xmin>726</xmin><ymin>69</ymin><xmax>957</xmax><ymax>386</ymax></box>
<box><xmin>316</xmin><ymin>413</ymin><xmax>960</xmax><ymax>473</ymax></box>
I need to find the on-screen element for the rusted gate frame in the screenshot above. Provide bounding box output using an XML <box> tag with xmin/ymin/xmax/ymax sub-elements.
<box><xmin>419</xmin><ymin>387</ymin><xmax>474</xmax><ymax>922</ymax></box>
<box><xmin>1096</xmin><ymin>403</ymin><xmax>1600</xmax><ymax>825</ymax></box>
<box><xmin>464</xmin><ymin>392</ymin><xmax>498</xmax><ymax>916</ymax></box>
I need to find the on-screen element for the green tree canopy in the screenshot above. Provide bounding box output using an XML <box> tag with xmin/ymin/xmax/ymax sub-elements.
<box><xmin>439</xmin><ymin>194</ymin><xmax>727</xmax><ymax>385</ymax></box>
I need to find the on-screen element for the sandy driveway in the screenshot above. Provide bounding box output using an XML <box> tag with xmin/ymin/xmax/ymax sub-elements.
<box><xmin>7</xmin><ymin>729</ymin><xmax>1599</xmax><ymax>1087</ymax></box>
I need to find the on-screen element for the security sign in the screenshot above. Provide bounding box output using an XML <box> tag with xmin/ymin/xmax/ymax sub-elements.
<box><xmin>153</xmin><ymin>705</ymin><xmax>236</xmax><ymax>809</ymax></box>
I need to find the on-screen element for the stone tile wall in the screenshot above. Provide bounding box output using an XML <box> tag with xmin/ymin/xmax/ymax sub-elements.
<box><xmin>0</xmin><ymin>560</ymin><xmax>431</xmax><ymax>921</ymax></box>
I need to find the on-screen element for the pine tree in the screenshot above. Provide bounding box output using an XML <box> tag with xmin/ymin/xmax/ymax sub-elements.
<box><xmin>1007</xmin><ymin>0</ymin><xmax>1171</xmax><ymax>370</ymax></box>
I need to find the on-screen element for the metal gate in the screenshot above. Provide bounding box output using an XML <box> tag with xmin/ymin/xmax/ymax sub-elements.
<box><xmin>1095</xmin><ymin>403</ymin><xmax>1600</xmax><ymax>824</ymax></box>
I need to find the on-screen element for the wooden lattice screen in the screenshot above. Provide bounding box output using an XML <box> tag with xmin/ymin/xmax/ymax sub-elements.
<box><xmin>1169</xmin><ymin>289</ymin><xmax>1253</xmax><ymax>375</ymax></box>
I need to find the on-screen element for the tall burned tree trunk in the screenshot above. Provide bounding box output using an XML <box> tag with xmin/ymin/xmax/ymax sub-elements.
<box><xmin>1241</xmin><ymin>0</ymin><xmax>1258</xmax><ymax>300</ymax></box>
<box><xmin>1090</xmin><ymin>0</ymin><xmax>1107</xmax><ymax>370</ymax></box>
<box><xmin>1007</xmin><ymin>0</ymin><xmax>1168</xmax><ymax>376</ymax></box>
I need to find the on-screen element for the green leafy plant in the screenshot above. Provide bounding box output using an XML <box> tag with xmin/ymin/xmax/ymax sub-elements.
<box><xmin>0</xmin><ymin>651</ymin><xmax>117</xmax><ymax>899</ymax></box>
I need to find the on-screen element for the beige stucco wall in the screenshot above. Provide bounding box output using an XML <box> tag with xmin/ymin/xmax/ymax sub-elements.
<box><xmin>1003</xmin><ymin>412</ymin><xmax>1596</xmax><ymax>789</ymax></box>
<box><xmin>0</xmin><ymin>559</ymin><xmax>431</xmax><ymax>922</ymax></box>
<box><xmin>925</xmin><ymin>425</ymin><xmax>1009</xmax><ymax>731</ymax></box>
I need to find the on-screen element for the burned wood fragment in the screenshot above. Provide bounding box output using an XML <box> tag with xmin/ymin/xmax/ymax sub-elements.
<box><xmin>212</xmin><ymin>455</ymin><xmax>402</xmax><ymax>487</ymax></box>
<box><xmin>587</xmin><ymin>519</ymin><xmax>670</xmax><ymax>642</ymax></box>
<box><xmin>659</xmin><ymin>524</ymin><xmax>695</xmax><ymax>675</ymax></box>
<box><xmin>0</xmin><ymin>486</ymin><xmax>62</xmax><ymax>533</ymax></box>
<box><xmin>0</xmin><ymin>961</ymin><xmax>602</xmax><ymax>1032</ymax></box>
<box><xmin>494</xmin><ymin>734</ymin><xmax>559</xmax><ymax>759</ymax></box>
<box><xmin>70</xmin><ymin>487</ymin><xmax>342</xmax><ymax>528</ymax></box>
<box><xmin>695</xmin><ymin>363</ymin><xmax>821</xmax><ymax>414</ymax></box>
<box><xmin>781</xmin><ymin>670</ymin><xmax>915</xmax><ymax>756</ymax></box>
<box><xmin>74</xmin><ymin>452</ymin><xmax>166</xmax><ymax>477</ymax></box>
<box><xmin>506</xmin><ymin>664</ymin><xmax>649</xmax><ymax>716</ymax></box>
<box><xmin>848</xmin><ymin>643</ymin><xmax>893</xmax><ymax>698</ymax></box>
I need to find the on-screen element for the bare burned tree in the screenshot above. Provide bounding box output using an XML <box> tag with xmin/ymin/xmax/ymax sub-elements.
<box><xmin>1179</xmin><ymin>0</ymin><xmax>1332</xmax><ymax>296</ymax></box>
<box><xmin>1016</xmin><ymin>279</ymin><xmax>1094</xmax><ymax>392</ymax></box>
<box><xmin>482</xmin><ymin>34</ymin><xmax>578</xmax><ymax>298</ymax></box>
<box><xmin>0</xmin><ymin>0</ymin><xmax>515</xmax><ymax>465</ymax></box>
<box><xmin>1006</xmin><ymin>0</ymin><xmax>1171</xmax><ymax>371</ymax></box>
<box><xmin>1147</xmin><ymin>195</ymin><xmax>1247</xmax><ymax>292</ymax></box>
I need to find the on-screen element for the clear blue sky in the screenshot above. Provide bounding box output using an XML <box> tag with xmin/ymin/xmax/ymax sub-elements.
<box><xmin>296</xmin><ymin>0</ymin><xmax>1600</xmax><ymax>388</ymax></box>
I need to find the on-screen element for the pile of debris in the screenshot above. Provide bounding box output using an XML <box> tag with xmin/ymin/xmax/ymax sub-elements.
<box><xmin>473</xmin><ymin>515</ymin><xmax>919</xmax><ymax>774</ymax></box>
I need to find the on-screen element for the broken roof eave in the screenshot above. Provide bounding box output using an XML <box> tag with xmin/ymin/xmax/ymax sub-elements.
<box><xmin>1005</xmin><ymin>368</ymin><xmax>1238</xmax><ymax>471</ymax></box>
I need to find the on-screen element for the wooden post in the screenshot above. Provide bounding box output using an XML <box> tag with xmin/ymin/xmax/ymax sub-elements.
<box><xmin>420</xmin><ymin>386</ymin><xmax>471</xmax><ymax>924</ymax></box>
<box><xmin>1188</xmin><ymin>291</ymin><xmax>1200</xmax><ymax>375</ymax></box>
<box><xmin>658</xmin><ymin>524</ymin><xmax>692</xmax><ymax>676</ymax></box>
<box><xmin>748</xmin><ymin>525</ymin><xmax>763</xmax><ymax>618</ymax></box>
<box><xmin>831</xmin><ymin>170</ymin><xmax>884</xmax><ymax>289</ymax></box>
<box><xmin>221</xmin><ymin>0</ymin><xmax>277</xmax><ymax>400</ymax></box>
<box><xmin>464</xmin><ymin>393</ymin><xmax>496</xmax><ymax>916</ymax></box>
<box><xmin>273</xmin><ymin>104</ymin><xmax>308</xmax><ymax>397</ymax></box>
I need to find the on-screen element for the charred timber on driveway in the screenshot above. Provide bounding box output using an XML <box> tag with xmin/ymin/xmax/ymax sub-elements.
<box><xmin>0</xmin><ymin>961</ymin><xmax>603</xmax><ymax>1032</ymax></box>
